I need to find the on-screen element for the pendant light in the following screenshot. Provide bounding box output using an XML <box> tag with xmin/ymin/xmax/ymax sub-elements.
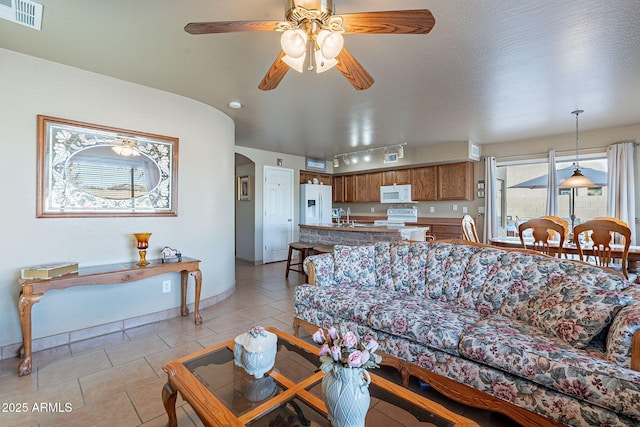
<box><xmin>559</xmin><ymin>110</ymin><xmax>595</xmax><ymax>189</ymax></box>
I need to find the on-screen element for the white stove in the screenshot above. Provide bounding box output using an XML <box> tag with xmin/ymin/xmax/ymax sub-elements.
<box><xmin>374</xmin><ymin>206</ymin><xmax>418</xmax><ymax>226</ymax></box>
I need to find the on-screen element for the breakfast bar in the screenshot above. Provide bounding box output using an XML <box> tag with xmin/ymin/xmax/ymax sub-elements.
<box><xmin>299</xmin><ymin>223</ymin><xmax>430</xmax><ymax>245</ymax></box>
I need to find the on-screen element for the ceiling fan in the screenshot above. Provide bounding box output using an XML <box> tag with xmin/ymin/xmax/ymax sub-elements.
<box><xmin>184</xmin><ymin>0</ymin><xmax>435</xmax><ymax>91</ymax></box>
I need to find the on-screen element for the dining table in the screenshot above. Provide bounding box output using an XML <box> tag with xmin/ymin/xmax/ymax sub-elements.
<box><xmin>489</xmin><ymin>236</ymin><xmax>640</xmax><ymax>280</ymax></box>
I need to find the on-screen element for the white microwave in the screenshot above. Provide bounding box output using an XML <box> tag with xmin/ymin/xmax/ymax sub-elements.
<box><xmin>380</xmin><ymin>184</ymin><xmax>414</xmax><ymax>204</ymax></box>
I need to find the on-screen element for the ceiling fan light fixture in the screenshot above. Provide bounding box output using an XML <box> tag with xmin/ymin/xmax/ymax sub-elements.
<box><xmin>317</xmin><ymin>30</ymin><xmax>343</xmax><ymax>59</ymax></box>
<box><xmin>314</xmin><ymin>49</ymin><xmax>338</xmax><ymax>73</ymax></box>
<box><xmin>281</xmin><ymin>29</ymin><xmax>307</xmax><ymax>58</ymax></box>
<box><xmin>282</xmin><ymin>54</ymin><xmax>306</xmax><ymax>73</ymax></box>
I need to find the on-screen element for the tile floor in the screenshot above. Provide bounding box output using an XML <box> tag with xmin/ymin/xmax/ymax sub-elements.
<box><xmin>0</xmin><ymin>262</ymin><xmax>517</xmax><ymax>427</ymax></box>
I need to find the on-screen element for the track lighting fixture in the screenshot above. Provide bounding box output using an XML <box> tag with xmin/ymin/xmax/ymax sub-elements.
<box><xmin>333</xmin><ymin>143</ymin><xmax>406</xmax><ymax>166</ymax></box>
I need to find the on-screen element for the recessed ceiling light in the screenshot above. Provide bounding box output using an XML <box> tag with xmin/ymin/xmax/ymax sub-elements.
<box><xmin>229</xmin><ymin>101</ymin><xmax>242</xmax><ymax>109</ymax></box>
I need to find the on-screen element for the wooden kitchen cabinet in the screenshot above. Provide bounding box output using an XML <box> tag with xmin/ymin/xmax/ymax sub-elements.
<box><xmin>382</xmin><ymin>169</ymin><xmax>411</xmax><ymax>186</ymax></box>
<box><xmin>330</xmin><ymin>161</ymin><xmax>473</xmax><ymax>204</ymax></box>
<box><xmin>343</xmin><ymin>175</ymin><xmax>357</xmax><ymax>203</ymax></box>
<box><xmin>356</xmin><ymin>172</ymin><xmax>382</xmax><ymax>202</ymax></box>
<box><xmin>410</xmin><ymin>166</ymin><xmax>437</xmax><ymax>201</ymax></box>
<box><xmin>437</xmin><ymin>162</ymin><xmax>474</xmax><ymax>201</ymax></box>
<box><xmin>300</xmin><ymin>171</ymin><xmax>331</xmax><ymax>186</ymax></box>
<box><xmin>332</xmin><ymin>176</ymin><xmax>345</xmax><ymax>203</ymax></box>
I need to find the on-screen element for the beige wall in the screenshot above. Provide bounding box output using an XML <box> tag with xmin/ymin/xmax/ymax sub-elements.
<box><xmin>235</xmin><ymin>161</ymin><xmax>256</xmax><ymax>263</ymax></box>
<box><xmin>0</xmin><ymin>48</ymin><xmax>236</xmax><ymax>348</ymax></box>
<box><xmin>234</xmin><ymin>146</ymin><xmax>307</xmax><ymax>264</ymax></box>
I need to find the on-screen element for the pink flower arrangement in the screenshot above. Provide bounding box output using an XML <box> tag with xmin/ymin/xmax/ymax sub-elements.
<box><xmin>312</xmin><ymin>326</ymin><xmax>382</xmax><ymax>373</ymax></box>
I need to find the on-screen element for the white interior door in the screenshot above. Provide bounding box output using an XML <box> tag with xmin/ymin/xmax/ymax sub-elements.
<box><xmin>263</xmin><ymin>166</ymin><xmax>294</xmax><ymax>263</ymax></box>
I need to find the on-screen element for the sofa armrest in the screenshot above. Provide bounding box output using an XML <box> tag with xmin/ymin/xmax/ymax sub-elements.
<box><xmin>607</xmin><ymin>303</ymin><xmax>640</xmax><ymax>370</ymax></box>
<box><xmin>632</xmin><ymin>330</ymin><xmax>640</xmax><ymax>371</ymax></box>
<box><xmin>303</xmin><ymin>253</ymin><xmax>334</xmax><ymax>287</ymax></box>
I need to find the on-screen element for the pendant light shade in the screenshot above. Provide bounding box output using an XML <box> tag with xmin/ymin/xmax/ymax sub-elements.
<box><xmin>559</xmin><ymin>168</ymin><xmax>594</xmax><ymax>188</ymax></box>
<box><xmin>558</xmin><ymin>110</ymin><xmax>595</xmax><ymax>189</ymax></box>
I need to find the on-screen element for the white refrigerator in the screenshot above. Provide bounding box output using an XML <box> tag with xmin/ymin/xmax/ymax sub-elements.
<box><xmin>300</xmin><ymin>183</ymin><xmax>333</xmax><ymax>225</ymax></box>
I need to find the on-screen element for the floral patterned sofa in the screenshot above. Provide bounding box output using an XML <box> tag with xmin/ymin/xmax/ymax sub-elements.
<box><xmin>293</xmin><ymin>240</ymin><xmax>640</xmax><ymax>427</ymax></box>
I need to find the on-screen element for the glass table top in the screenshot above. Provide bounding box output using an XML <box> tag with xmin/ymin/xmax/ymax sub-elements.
<box><xmin>180</xmin><ymin>332</ymin><xmax>459</xmax><ymax>426</ymax></box>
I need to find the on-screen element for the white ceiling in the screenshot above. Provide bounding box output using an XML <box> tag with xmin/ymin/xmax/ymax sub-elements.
<box><xmin>2</xmin><ymin>0</ymin><xmax>640</xmax><ymax>160</ymax></box>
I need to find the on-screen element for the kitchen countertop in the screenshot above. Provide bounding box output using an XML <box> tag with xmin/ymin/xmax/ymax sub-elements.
<box><xmin>298</xmin><ymin>223</ymin><xmax>431</xmax><ymax>244</ymax></box>
<box><xmin>299</xmin><ymin>223</ymin><xmax>429</xmax><ymax>232</ymax></box>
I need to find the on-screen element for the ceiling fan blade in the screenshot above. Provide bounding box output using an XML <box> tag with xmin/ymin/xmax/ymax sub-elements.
<box><xmin>259</xmin><ymin>52</ymin><xmax>290</xmax><ymax>91</ymax></box>
<box><xmin>338</xmin><ymin>10</ymin><xmax>435</xmax><ymax>35</ymax></box>
<box><xmin>184</xmin><ymin>20</ymin><xmax>280</xmax><ymax>34</ymax></box>
<box><xmin>335</xmin><ymin>48</ymin><xmax>374</xmax><ymax>90</ymax></box>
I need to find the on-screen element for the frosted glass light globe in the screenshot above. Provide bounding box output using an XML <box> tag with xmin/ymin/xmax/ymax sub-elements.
<box><xmin>318</xmin><ymin>30</ymin><xmax>343</xmax><ymax>59</ymax></box>
<box><xmin>281</xmin><ymin>29</ymin><xmax>307</xmax><ymax>58</ymax></box>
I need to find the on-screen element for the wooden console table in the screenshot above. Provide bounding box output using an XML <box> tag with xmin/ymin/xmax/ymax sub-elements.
<box><xmin>17</xmin><ymin>257</ymin><xmax>202</xmax><ymax>376</ymax></box>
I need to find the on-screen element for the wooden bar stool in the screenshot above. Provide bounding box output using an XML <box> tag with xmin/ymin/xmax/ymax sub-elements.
<box><xmin>313</xmin><ymin>244</ymin><xmax>335</xmax><ymax>254</ymax></box>
<box><xmin>285</xmin><ymin>242</ymin><xmax>315</xmax><ymax>278</ymax></box>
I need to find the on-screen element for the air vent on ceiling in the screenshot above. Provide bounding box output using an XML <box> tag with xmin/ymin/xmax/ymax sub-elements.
<box><xmin>0</xmin><ymin>0</ymin><xmax>43</xmax><ymax>30</ymax></box>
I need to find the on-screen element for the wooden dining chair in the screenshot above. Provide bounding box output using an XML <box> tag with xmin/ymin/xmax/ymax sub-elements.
<box><xmin>540</xmin><ymin>215</ymin><xmax>569</xmax><ymax>239</ymax></box>
<box><xmin>461</xmin><ymin>215</ymin><xmax>480</xmax><ymax>243</ymax></box>
<box><xmin>573</xmin><ymin>218</ymin><xmax>632</xmax><ymax>279</ymax></box>
<box><xmin>518</xmin><ymin>218</ymin><xmax>565</xmax><ymax>257</ymax></box>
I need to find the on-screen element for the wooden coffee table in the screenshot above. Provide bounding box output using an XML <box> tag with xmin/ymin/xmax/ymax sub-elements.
<box><xmin>162</xmin><ymin>327</ymin><xmax>478</xmax><ymax>426</ymax></box>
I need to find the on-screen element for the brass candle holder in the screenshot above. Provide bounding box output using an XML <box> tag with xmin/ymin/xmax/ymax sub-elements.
<box><xmin>133</xmin><ymin>233</ymin><xmax>152</xmax><ymax>266</ymax></box>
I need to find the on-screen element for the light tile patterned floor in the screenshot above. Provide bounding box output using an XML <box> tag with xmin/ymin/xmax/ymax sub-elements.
<box><xmin>0</xmin><ymin>262</ymin><xmax>517</xmax><ymax>427</ymax></box>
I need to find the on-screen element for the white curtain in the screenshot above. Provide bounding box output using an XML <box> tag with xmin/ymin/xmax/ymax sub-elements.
<box><xmin>607</xmin><ymin>142</ymin><xmax>636</xmax><ymax>244</ymax></box>
<box><xmin>483</xmin><ymin>156</ymin><xmax>497</xmax><ymax>243</ymax></box>
<box><xmin>546</xmin><ymin>149</ymin><xmax>558</xmax><ymax>216</ymax></box>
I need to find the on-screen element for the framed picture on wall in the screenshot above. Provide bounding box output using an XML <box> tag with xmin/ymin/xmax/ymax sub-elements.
<box><xmin>238</xmin><ymin>176</ymin><xmax>250</xmax><ymax>201</ymax></box>
<box><xmin>305</xmin><ymin>158</ymin><xmax>326</xmax><ymax>172</ymax></box>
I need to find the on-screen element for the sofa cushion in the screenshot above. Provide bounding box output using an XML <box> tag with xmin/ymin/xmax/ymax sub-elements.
<box><xmin>333</xmin><ymin>245</ymin><xmax>376</xmax><ymax>288</ymax></box>
<box><xmin>303</xmin><ymin>253</ymin><xmax>334</xmax><ymax>287</ymax></box>
<box><xmin>503</xmin><ymin>280</ymin><xmax>631</xmax><ymax>348</ymax></box>
<box><xmin>457</xmin><ymin>247</ymin><xmax>506</xmax><ymax>309</ymax></box>
<box><xmin>496</xmin><ymin>256</ymin><xmax>572</xmax><ymax>319</ymax></box>
<box><xmin>425</xmin><ymin>242</ymin><xmax>480</xmax><ymax>303</ymax></box>
<box><xmin>294</xmin><ymin>284</ymin><xmax>394</xmax><ymax>323</ymax></box>
<box><xmin>408</xmin><ymin>242</ymin><xmax>430</xmax><ymax>295</ymax></box>
<box><xmin>607</xmin><ymin>286</ymin><xmax>640</xmax><ymax>367</ymax></box>
<box><xmin>474</xmin><ymin>251</ymin><xmax>545</xmax><ymax>317</ymax></box>
<box><xmin>390</xmin><ymin>241</ymin><xmax>411</xmax><ymax>293</ymax></box>
<box><xmin>555</xmin><ymin>259</ymin><xmax>632</xmax><ymax>291</ymax></box>
<box><xmin>373</xmin><ymin>242</ymin><xmax>393</xmax><ymax>291</ymax></box>
<box><xmin>366</xmin><ymin>296</ymin><xmax>482</xmax><ymax>356</ymax></box>
<box><xmin>459</xmin><ymin>314</ymin><xmax>640</xmax><ymax>418</ymax></box>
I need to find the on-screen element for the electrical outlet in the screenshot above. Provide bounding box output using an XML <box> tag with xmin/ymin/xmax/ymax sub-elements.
<box><xmin>162</xmin><ymin>280</ymin><xmax>171</xmax><ymax>293</ymax></box>
<box><xmin>452</xmin><ymin>204</ymin><xmax>458</xmax><ymax>211</ymax></box>
<box><xmin>462</xmin><ymin>206</ymin><xmax>468</xmax><ymax>214</ymax></box>
<box><xmin>429</xmin><ymin>206</ymin><xmax>435</xmax><ymax>213</ymax></box>
<box><xmin>370</xmin><ymin>207</ymin><xmax>375</xmax><ymax>213</ymax></box>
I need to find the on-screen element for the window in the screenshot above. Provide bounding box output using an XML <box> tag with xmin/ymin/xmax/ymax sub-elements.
<box><xmin>497</xmin><ymin>155</ymin><xmax>607</xmax><ymax>236</ymax></box>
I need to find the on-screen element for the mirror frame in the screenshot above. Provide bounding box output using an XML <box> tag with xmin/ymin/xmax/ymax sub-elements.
<box><xmin>36</xmin><ymin>115</ymin><xmax>178</xmax><ymax>218</ymax></box>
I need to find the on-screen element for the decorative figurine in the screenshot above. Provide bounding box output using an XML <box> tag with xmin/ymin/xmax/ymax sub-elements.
<box><xmin>161</xmin><ymin>246</ymin><xmax>182</xmax><ymax>263</ymax></box>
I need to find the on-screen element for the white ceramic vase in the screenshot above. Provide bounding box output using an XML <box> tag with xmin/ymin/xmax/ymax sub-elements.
<box><xmin>322</xmin><ymin>367</ymin><xmax>371</xmax><ymax>427</ymax></box>
<box><xmin>233</xmin><ymin>329</ymin><xmax>278</xmax><ymax>379</ymax></box>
